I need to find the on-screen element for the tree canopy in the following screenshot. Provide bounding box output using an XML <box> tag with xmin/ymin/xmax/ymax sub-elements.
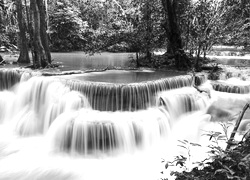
<box><xmin>0</xmin><ymin>0</ymin><xmax>249</xmax><ymax>69</ymax></box>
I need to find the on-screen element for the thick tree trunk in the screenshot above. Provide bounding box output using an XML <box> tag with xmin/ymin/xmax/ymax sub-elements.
<box><xmin>16</xmin><ymin>0</ymin><xmax>30</xmax><ymax>64</ymax></box>
<box><xmin>161</xmin><ymin>0</ymin><xmax>190</xmax><ymax>70</ymax></box>
<box><xmin>30</xmin><ymin>0</ymin><xmax>49</xmax><ymax>68</ymax></box>
<box><xmin>37</xmin><ymin>0</ymin><xmax>51</xmax><ymax>63</ymax></box>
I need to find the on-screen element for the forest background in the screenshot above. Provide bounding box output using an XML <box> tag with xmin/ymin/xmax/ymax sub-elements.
<box><xmin>0</xmin><ymin>0</ymin><xmax>249</xmax><ymax>69</ymax></box>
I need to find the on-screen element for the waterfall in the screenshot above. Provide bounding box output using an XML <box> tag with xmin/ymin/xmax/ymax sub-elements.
<box><xmin>0</xmin><ymin>69</ymin><xmax>23</xmax><ymax>90</ymax></box>
<box><xmin>0</xmin><ymin>68</ymin><xmax>37</xmax><ymax>90</ymax></box>
<box><xmin>2</xmin><ymin>67</ymin><xmax>247</xmax><ymax>180</ymax></box>
<box><xmin>212</xmin><ymin>83</ymin><xmax>250</xmax><ymax>94</ymax></box>
<box><xmin>46</xmin><ymin>86</ymin><xmax>211</xmax><ymax>155</ymax></box>
<box><xmin>212</xmin><ymin>78</ymin><xmax>250</xmax><ymax>94</ymax></box>
<box><xmin>47</xmin><ymin>107</ymin><xmax>171</xmax><ymax>155</ymax></box>
<box><xmin>64</xmin><ymin>75</ymin><xmax>194</xmax><ymax>111</ymax></box>
<box><xmin>0</xmin><ymin>71</ymin><xmax>204</xmax><ymax>155</ymax></box>
<box><xmin>157</xmin><ymin>87</ymin><xmax>210</xmax><ymax>123</ymax></box>
<box><xmin>0</xmin><ymin>76</ymin><xmax>90</xmax><ymax>135</ymax></box>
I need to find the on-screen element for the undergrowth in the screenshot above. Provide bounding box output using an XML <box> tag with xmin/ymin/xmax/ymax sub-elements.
<box><xmin>170</xmin><ymin>124</ymin><xmax>250</xmax><ymax>180</ymax></box>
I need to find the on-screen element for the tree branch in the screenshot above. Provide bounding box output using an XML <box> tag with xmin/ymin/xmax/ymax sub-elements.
<box><xmin>226</xmin><ymin>103</ymin><xmax>250</xmax><ymax>151</ymax></box>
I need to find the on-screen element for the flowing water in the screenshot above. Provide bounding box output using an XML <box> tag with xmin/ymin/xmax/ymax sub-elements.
<box><xmin>0</xmin><ymin>68</ymin><xmax>249</xmax><ymax>180</ymax></box>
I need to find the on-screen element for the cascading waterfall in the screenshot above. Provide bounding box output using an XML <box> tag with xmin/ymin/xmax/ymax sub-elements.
<box><xmin>1</xmin><ymin>68</ymin><xmax>248</xmax><ymax>180</ymax></box>
<box><xmin>157</xmin><ymin>87</ymin><xmax>210</xmax><ymax>123</ymax></box>
<box><xmin>48</xmin><ymin>107</ymin><xmax>171</xmax><ymax>155</ymax></box>
<box><xmin>212</xmin><ymin>78</ymin><xmax>250</xmax><ymax>94</ymax></box>
<box><xmin>0</xmin><ymin>68</ymin><xmax>23</xmax><ymax>90</ymax></box>
<box><xmin>0</xmin><ymin>70</ymin><xmax>208</xmax><ymax>155</ymax></box>
<box><xmin>0</xmin><ymin>76</ymin><xmax>90</xmax><ymax>135</ymax></box>
<box><xmin>0</xmin><ymin>68</ymin><xmax>38</xmax><ymax>90</ymax></box>
<box><xmin>64</xmin><ymin>75</ymin><xmax>194</xmax><ymax>111</ymax></box>
<box><xmin>46</xmin><ymin>86</ymin><xmax>211</xmax><ymax>155</ymax></box>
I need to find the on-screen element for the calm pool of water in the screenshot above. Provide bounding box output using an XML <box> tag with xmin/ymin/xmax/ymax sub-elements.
<box><xmin>60</xmin><ymin>69</ymin><xmax>186</xmax><ymax>84</ymax></box>
<box><xmin>53</xmin><ymin>52</ymin><xmax>185</xmax><ymax>83</ymax></box>
<box><xmin>0</xmin><ymin>52</ymin><xmax>134</xmax><ymax>70</ymax></box>
<box><xmin>52</xmin><ymin>52</ymin><xmax>134</xmax><ymax>71</ymax></box>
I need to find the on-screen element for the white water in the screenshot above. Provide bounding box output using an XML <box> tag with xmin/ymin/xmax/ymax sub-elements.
<box><xmin>0</xmin><ymin>71</ymin><xmax>249</xmax><ymax>180</ymax></box>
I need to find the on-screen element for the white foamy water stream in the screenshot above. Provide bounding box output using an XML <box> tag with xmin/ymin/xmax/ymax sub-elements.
<box><xmin>0</xmin><ymin>69</ymin><xmax>249</xmax><ymax>180</ymax></box>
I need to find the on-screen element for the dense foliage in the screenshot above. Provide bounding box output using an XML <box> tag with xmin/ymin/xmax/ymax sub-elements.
<box><xmin>0</xmin><ymin>0</ymin><xmax>249</xmax><ymax>68</ymax></box>
<box><xmin>0</xmin><ymin>0</ymin><xmax>17</xmax><ymax>48</ymax></box>
<box><xmin>221</xmin><ymin>0</ymin><xmax>250</xmax><ymax>49</ymax></box>
<box><xmin>48</xmin><ymin>1</ymin><xmax>88</xmax><ymax>51</ymax></box>
<box><xmin>173</xmin><ymin>136</ymin><xmax>250</xmax><ymax>180</ymax></box>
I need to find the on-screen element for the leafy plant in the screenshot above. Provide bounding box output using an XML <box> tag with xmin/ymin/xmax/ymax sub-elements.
<box><xmin>202</xmin><ymin>131</ymin><xmax>227</xmax><ymax>159</ymax></box>
<box><xmin>171</xmin><ymin>121</ymin><xmax>250</xmax><ymax>180</ymax></box>
<box><xmin>167</xmin><ymin>139</ymin><xmax>202</xmax><ymax>173</ymax></box>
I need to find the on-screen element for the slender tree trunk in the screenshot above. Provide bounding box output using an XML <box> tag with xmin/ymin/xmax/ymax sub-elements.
<box><xmin>203</xmin><ymin>45</ymin><xmax>207</xmax><ymax>59</ymax></box>
<box><xmin>16</xmin><ymin>0</ymin><xmax>30</xmax><ymax>64</ymax></box>
<box><xmin>145</xmin><ymin>0</ymin><xmax>152</xmax><ymax>62</ymax></box>
<box><xmin>161</xmin><ymin>0</ymin><xmax>190</xmax><ymax>70</ymax></box>
<box><xmin>136</xmin><ymin>51</ymin><xmax>140</xmax><ymax>67</ymax></box>
<box><xmin>195</xmin><ymin>45</ymin><xmax>201</xmax><ymax>71</ymax></box>
<box><xmin>37</xmin><ymin>0</ymin><xmax>51</xmax><ymax>63</ymax></box>
<box><xmin>186</xmin><ymin>16</ymin><xmax>190</xmax><ymax>52</ymax></box>
<box><xmin>30</xmin><ymin>0</ymin><xmax>49</xmax><ymax>68</ymax></box>
<box><xmin>0</xmin><ymin>0</ymin><xmax>3</xmax><ymax>30</ymax></box>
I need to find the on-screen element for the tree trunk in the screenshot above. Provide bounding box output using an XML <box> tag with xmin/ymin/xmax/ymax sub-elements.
<box><xmin>0</xmin><ymin>0</ymin><xmax>3</xmax><ymax>31</ymax></box>
<box><xmin>24</xmin><ymin>0</ymin><xmax>35</xmax><ymax>61</ymax></box>
<box><xmin>37</xmin><ymin>0</ymin><xmax>51</xmax><ymax>63</ymax></box>
<box><xmin>16</xmin><ymin>0</ymin><xmax>30</xmax><ymax>64</ymax></box>
<box><xmin>30</xmin><ymin>0</ymin><xmax>49</xmax><ymax>68</ymax></box>
<box><xmin>136</xmin><ymin>51</ymin><xmax>140</xmax><ymax>67</ymax></box>
<box><xmin>145</xmin><ymin>0</ymin><xmax>152</xmax><ymax>62</ymax></box>
<box><xmin>161</xmin><ymin>0</ymin><xmax>190</xmax><ymax>70</ymax></box>
<box><xmin>195</xmin><ymin>45</ymin><xmax>201</xmax><ymax>71</ymax></box>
